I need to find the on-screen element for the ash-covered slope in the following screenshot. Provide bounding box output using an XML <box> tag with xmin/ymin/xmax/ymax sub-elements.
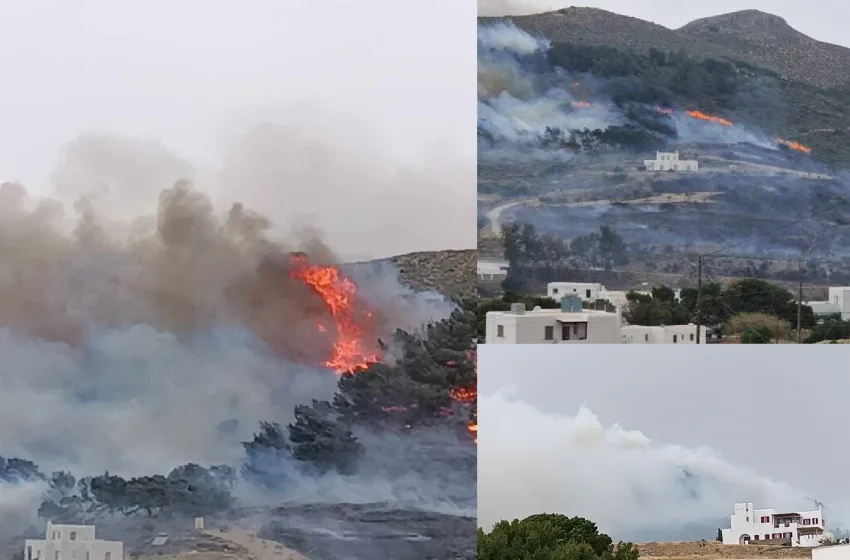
<box><xmin>480</xmin><ymin>7</ymin><xmax>850</xmax><ymax>89</ymax></box>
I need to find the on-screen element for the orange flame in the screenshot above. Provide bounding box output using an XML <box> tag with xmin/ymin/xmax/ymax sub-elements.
<box><xmin>776</xmin><ymin>137</ymin><xmax>812</xmax><ymax>154</ymax></box>
<box><xmin>685</xmin><ymin>110</ymin><xmax>733</xmax><ymax>126</ymax></box>
<box><xmin>289</xmin><ymin>255</ymin><xmax>379</xmax><ymax>374</ymax></box>
<box><xmin>447</xmin><ymin>349</ymin><xmax>477</xmax><ymax>443</ymax></box>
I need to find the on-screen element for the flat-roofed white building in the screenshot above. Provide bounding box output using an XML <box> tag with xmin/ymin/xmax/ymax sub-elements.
<box><xmin>486</xmin><ymin>303</ymin><xmax>622</xmax><ymax>344</ymax></box>
<box><xmin>25</xmin><ymin>522</ymin><xmax>123</xmax><ymax>560</ymax></box>
<box><xmin>477</xmin><ymin>259</ymin><xmax>509</xmax><ymax>281</ymax></box>
<box><xmin>644</xmin><ymin>151</ymin><xmax>698</xmax><ymax>172</ymax></box>
<box><xmin>805</xmin><ymin>287</ymin><xmax>850</xmax><ymax>321</ymax></box>
<box><xmin>485</xmin><ymin>301</ymin><xmax>698</xmax><ymax>344</ymax></box>
<box><xmin>621</xmin><ymin>323</ymin><xmax>698</xmax><ymax>344</ymax></box>
<box><xmin>721</xmin><ymin>502</ymin><xmax>826</xmax><ymax>548</ymax></box>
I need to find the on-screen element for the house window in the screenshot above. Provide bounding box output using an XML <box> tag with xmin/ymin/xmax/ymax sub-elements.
<box><xmin>70</xmin><ymin>532</ymin><xmax>76</xmax><ymax>541</ymax></box>
<box><xmin>673</xmin><ymin>334</ymin><xmax>678</xmax><ymax>343</ymax></box>
<box><xmin>86</xmin><ymin>553</ymin><xmax>90</xmax><ymax>560</ymax></box>
<box><xmin>803</xmin><ymin>519</ymin><xmax>809</xmax><ymax>525</ymax></box>
<box><xmin>553</xmin><ymin>288</ymin><xmax>559</xmax><ymax>294</ymax></box>
<box><xmin>105</xmin><ymin>553</ymin><xmax>111</xmax><ymax>560</ymax></box>
<box><xmin>690</xmin><ymin>333</ymin><xmax>694</xmax><ymax>341</ymax></box>
<box><xmin>27</xmin><ymin>546</ymin><xmax>32</xmax><ymax>560</ymax></box>
<box><xmin>544</xmin><ymin>326</ymin><xmax>554</xmax><ymax>340</ymax></box>
<box><xmin>753</xmin><ymin>536</ymin><xmax>759</xmax><ymax>541</ymax></box>
<box><xmin>813</xmin><ymin>518</ymin><xmax>818</xmax><ymax>524</ymax></box>
<box><xmin>645</xmin><ymin>334</ymin><xmax>649</xmax><ymax>342</ymax></box>
<box><xmin>764</xmin><ymin>535</ymin><xmax>769</xmax><ymax>540</ymax></box>
<box><xmin>55</xmin><ymin>552</ymin><xmax>60</xmax><ymax>560</ymax></box>
<box><xmin>573</xmin><ymin>324</ymin><xmax>578</xmax><ymax>335</ymax></box>
<box><xmin>585</xmin><ymin>289</ymin><xmax>591</xmax><ymax>299</ymax></box>
<box><xmin>562</xmin><ymin>324</ymin><xmax>570</xmax><ymax>340</ymax></box>
<box><xmin>497</xmin><ymin>325</ymin><xmax>504</xmax><ymax>338</ymax></box>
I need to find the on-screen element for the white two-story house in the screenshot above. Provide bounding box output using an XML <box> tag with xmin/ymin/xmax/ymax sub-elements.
<box><xmin>721</xmin><ymin>502</ymin><xmax>825</xmax><ymax>547</ymax></box>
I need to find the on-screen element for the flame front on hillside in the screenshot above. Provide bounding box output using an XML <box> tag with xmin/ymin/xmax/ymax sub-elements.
<box><xmin>289</xmin><ymin>255</ymin><xmax>380</xmax><ymax>374</ymax></box>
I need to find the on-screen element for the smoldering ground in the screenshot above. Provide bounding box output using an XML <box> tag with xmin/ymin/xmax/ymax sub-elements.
<box><xmin>478</xmin><ymin>392</ymin><xmax>842</xmax><ymax>540</ymax></box>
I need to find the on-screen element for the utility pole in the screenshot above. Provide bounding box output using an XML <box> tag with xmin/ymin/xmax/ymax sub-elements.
<box><xmin>797</xmin><ymin>260</ymin><xmax>803</xmax><ymax>344</ymax></box>
<box><xmin>696</xmin><ymin>256</ymin><xmax>703</xmax><ymax>344</ymax></box>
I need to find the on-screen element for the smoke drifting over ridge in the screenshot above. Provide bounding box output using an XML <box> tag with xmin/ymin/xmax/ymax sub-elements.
<box><xmin>477</xmin><ymin>23</ymin><xmax>781</xmax><ymax>154</ymax></box>
<box><xmin>478</xmin><ymin>391</ymin><xmax>836</xmax><ymax>539</ymax></box>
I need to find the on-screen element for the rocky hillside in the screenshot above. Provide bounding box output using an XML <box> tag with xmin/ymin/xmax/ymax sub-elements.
<box><xmin>357</xmin><ymin>249</ymin><xmax>475</xmax><ymax>301</ymax></box>
<box><xmin>480</xmin><ymin>7</ymin><xmax>850</xmax><ymax>89</ymax></box>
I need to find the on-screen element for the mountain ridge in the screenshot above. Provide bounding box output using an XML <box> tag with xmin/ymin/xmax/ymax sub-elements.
<box><xmin>479</xmin><ymin>7</ymin><xmax>850</xmax><ymax>89</ymax></box>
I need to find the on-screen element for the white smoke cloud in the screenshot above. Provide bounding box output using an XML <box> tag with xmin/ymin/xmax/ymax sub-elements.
<box><xmin>478</xmin><ymin>389</ymin><xmax>827</xmax><ymax>537</ymax></box>
<box><xmin>478</xmin><ymin>21</ymin><xmax>550</xmax><ymax>54</ymax></box>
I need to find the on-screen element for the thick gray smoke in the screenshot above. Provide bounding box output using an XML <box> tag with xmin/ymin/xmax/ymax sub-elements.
<box><xmin>478</xmin><ymin>391</ymin><xmax>842</xmax><ymax>539</ymax></box>
<box><xmin>478</xmin><ymin>23</ymin><xmax>776</xmax><ymax>151</ymax></box>
<box><xmin>0</xmin><ymin>129</ymin><xmax>465</xmax><ymax>536</ymax></box>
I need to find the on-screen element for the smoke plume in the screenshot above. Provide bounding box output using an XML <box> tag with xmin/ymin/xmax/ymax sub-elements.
<box><xmin>478</xmin><ymin>390</ymin><xmax>841</xmax><ymax>539</ymax></box>
<box><xmin>0</xmin><ymin>124</ymin><xmax>467</xmax><ymax>535</ymax></box>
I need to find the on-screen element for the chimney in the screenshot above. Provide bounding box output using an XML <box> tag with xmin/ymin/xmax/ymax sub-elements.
<box><xmin>510</xmin><ymin>303</ymin><xmax>526</xmax><ymax>314</ymax></box>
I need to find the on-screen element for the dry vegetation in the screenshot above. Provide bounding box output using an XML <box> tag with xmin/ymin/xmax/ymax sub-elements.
<box><xmin>637</xmin><ymin>541</ymin><xmax>813</xmax><ymax>560</ymax></box>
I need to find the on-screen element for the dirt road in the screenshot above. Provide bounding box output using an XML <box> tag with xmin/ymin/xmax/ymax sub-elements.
<box><xmin>201</xmin><ymin>529</ymin><xmax>310</xmax><ymax>560</ymax></box>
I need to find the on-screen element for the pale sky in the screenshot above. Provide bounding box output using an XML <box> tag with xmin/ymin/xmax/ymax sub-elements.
<box><xmin>0</xmin><ymin>0</ymin><xmax>476</xmax><ymax>260</ymax></box>
<box><xmin>478</xmin><ymin>346</ymin><xmax>850</xmax><ymax>537</ymax></box>
<box><xmin>478</xmin><ymin>0</ymin><xmax>850</xmax><ymax>49</ymax></box>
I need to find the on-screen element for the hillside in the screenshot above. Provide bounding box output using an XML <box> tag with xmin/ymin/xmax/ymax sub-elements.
<box><xmin>479</xmin><ymin>8</ymin><xmax>850</xmax><ymax>168</ymax></box>
<box><xmin>480</xmin><ymin>7</ymin><xmax>850</xmax><ymax>89</ymax></box>
<box><xmin>355</xmin><ymin>249</ymin><xmax>476</xmax><ymax>300</ymax></box>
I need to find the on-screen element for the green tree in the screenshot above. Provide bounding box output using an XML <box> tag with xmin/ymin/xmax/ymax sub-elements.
<box><xmin>289</xmin><ymin>400</ymin><xmax>363</xmax><ymax>475</ymax></box>
<box><xmin>740</xmin><ymin>325</ymin><xmax>772</xmax><ymax>344</ymax></box>
<box><xmin>478</xmin><ymin>514</ymin><xmax>639</xmax><ymax>560</ymax></box>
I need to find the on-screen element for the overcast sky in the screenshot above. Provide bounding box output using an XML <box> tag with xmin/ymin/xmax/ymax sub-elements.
<box><xmin>478</xmin><ymin>0</ymin><xmax>850</xmax><ymax>49</ymax></box>
<box><xmin>479</xmin><ymin>346</ymin><xmax>850</xmax><ymax>538</ymax></box>
<box><xmin>0</xmin><ymin>0</ymin><xmax>476</xmax><ymax>260</ymax></box>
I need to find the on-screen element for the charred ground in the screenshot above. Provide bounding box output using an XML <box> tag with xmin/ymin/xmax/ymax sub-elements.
<box><xmin>478</xmin><ymin>11</ymin><xmax>850</xmax><ymax>291</ymax></box>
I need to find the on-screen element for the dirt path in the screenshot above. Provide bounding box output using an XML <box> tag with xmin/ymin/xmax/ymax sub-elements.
<box><xmin>202</xmin><ymin>529</ymin><xmax>310</xmax><ymax>560</ymax></box>
<box><xmin>485</xmin><ymin>199</ymin><xmax>529</xmax><ymax>235</ymax></box>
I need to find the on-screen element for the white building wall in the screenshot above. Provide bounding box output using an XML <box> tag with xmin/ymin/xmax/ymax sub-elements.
<box><xmin>828</xmin><ymin>287</ymin><xmax>850</xmax><ymax>320</ymax></box>
<box><xmin>644</xmin><ymin>151</ymin><xmax>698</xmax><ymax>171</ymax></box>
<box><xmin>621</xmin><ymin>324</ymin><xmax>697</xmax><ymax>344</ymax></box>
<box><xmin>547</xmin><ymin>282</ymin><xmax>604</xmax><ymax>302</ymax></box>
<box><xmin>485</xmin><ymin>309</ymin><xmax>621</xmax><ymax>344</ymax></box>
<box><xmin>813</xmin><ymin>544</ymin><xmax>850</xmax><ymax>560</ymax></box>
<box><xmin>477</xmin><ymin>260</ymin><xmax>509</xmax><ymax>281</ymax></box>
<box><xmin>26</xmin><ymin>523</ymin><xmax>123</xmax><ymax>560</ymax></box>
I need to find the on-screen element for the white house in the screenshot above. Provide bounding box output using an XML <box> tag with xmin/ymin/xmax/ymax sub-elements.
<box><xmin>547</xmin><ymin>282</ymin><xmax>682</xmax><ymax>310</ymax></box>
<box><xmin>486</xmin><ymin>303</ymin><xmax>622</xmax><ymax>344</ymax></box>
<box><xmin>477</xmin><ymin>259</ymin><xmax>509</xmax><ymax>282</ymax></box>
<box><xmin>720</xmin><ymin>502</ymin><xmax>825</xmax><ymax>547</ymax></box>
<box><xmin>547</xmin><ymin>282</ymin><xmax>605</xmax><ymax>302</ymax></box>
<box><xmin>25</xmin><ymin>522</ymin><xmax>123</xmax><ymax>560</ymax></box>
<box><xmin>485</xmin><ymin>302</ymin><xmax>698</xmax><ymax>344</ymax></box>
<box><xmin>621</xmin><ymin>323</ymin><xmax>698</xmax><ymax>344</ymax></box>
<box><xmin>643</xmin><ymin>151</ymin><xmax>698</xmax><ymax>172</ymax></box>
<box><xmin>805</xmin><ymin>287</ymin><xmax>850</xmax><ymax>321</ymax></box>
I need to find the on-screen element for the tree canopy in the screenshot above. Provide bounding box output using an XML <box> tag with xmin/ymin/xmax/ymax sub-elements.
<box><xmin>478</xmin><ymin>514</ymin><xmax>639</xmax><ymax>560</ymax></box>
